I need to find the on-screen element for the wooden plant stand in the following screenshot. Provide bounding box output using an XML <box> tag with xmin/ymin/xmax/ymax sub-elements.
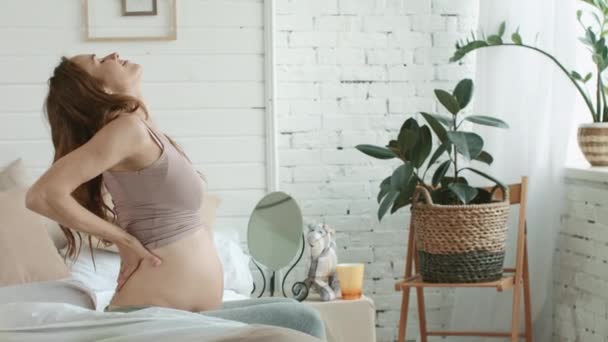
<box><xmin>394</xmin><ymin>177</ymin><xmax>532</xmax><ymax>342</ymax></box>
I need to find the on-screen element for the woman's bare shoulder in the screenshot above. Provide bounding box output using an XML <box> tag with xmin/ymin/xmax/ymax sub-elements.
<box><xmin>26</xmin><ymin>114</ymin><xmax>153</xmax><ymax>196</ymax></box>
<box><xmin>101</xmin><ymin>113</ymin><xmax>148</xmax><ymax>139</ymax></box>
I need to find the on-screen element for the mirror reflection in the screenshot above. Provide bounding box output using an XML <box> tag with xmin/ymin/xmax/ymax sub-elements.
<box><xmin>247</xmin><ymin>191</ymin><xmax>303</xmax><ymax>272</ymax></box>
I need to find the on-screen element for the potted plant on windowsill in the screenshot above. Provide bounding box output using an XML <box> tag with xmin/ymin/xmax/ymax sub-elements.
<box><xmin>450</xmin><ymin>1</ymin><xmax>608</xmax><ymax>166</ymax></box>
<box><xmin>356</xmin><ymin>79</ymin><xmax>511</xmax><ymax>283</ymax></box>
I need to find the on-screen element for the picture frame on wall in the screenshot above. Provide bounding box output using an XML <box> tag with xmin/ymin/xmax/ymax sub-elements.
<box><xmin>122</xmin><ymin>0</ymin><xmax>158</xmax><ymax>16</ymax></box>
<box><xmin>84</xmin><ymin>0</ymin><xmax>176</xmax><ymax>41</ymax></box>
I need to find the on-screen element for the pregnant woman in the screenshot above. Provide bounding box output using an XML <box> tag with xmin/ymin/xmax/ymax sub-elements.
<box><xmin>25</xmin><ymin>52</ymin><xmax>325</xmax><ymax>340</ymax></box>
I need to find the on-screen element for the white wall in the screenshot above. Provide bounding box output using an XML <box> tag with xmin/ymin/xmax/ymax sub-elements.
<box><xmin>274</xmin><ymin>0</ymin><xmax>478</xmax><ymax>340</ymax></box>
<box><xmin>0</xmin><ymin>0</ymin><xmax>267</xmax><ymax>238</ymax></box>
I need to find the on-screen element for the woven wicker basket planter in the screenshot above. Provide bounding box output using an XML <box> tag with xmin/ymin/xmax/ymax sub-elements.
<box><xmin>411</xmin><ymin>187</ymin><xmax>510</xmax><ymax>283</ymax></box>
<box><xmin>578</xmin><ymin>123</ymin><xmax>608</xmax><ymax>166</ymax></box>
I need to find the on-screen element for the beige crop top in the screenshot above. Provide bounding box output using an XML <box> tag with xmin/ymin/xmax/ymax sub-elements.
<box><xmin>102</xmin><ymin>118</ymin><xmax>205</xmax><ymax>249</ymax></box>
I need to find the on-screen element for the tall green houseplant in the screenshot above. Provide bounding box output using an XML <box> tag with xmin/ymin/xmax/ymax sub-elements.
<box><xmin>450</xmin><ymin>0</ymin><xmax>608</xmax><ymax>165</ymax></box>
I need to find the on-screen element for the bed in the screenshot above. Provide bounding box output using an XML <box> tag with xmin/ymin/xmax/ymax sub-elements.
<box><xmin>0</xmin><ymin>159</ymin><xmax>321</xmax><ymax>341</ymax></box>
<box><xmin>0</xmin><ymin>239</ymin><xmax>320</xmax><ymax>342</ymax></box>
<box><xmin>0</xmin><ymin>228</ymin><xmax>320</xmax><ymax>342</ymax></box>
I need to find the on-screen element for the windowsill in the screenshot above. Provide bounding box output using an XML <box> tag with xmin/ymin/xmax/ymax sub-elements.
<box><xmin>565</xmin><ymin>166</ymin><xmax>608</xmax><ymax>183</ymax></box>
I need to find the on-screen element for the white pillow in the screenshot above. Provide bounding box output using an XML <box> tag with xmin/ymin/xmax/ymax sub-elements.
<box><xmin>213</xmin><ymin>230</ymin><xmax>253</xmax><ymax>297</ymax></box>
<box><xmin>0</xmin><ymin>279</ymin><xmax>95</xmax><ymax>310</ymax></box>
<box><xmin>61</xmin><ymin>245</ymin><xmax>120</xmax><ymax>292</ymax></box>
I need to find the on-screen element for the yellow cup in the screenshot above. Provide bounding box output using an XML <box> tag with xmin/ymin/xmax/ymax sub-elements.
<box><xmin>336</xmin><ymin>263</ymin><xmax>365</xmax><ymax>300</ymax></box>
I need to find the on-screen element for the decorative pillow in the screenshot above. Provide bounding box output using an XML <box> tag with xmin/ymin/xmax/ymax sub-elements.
<box><xmin>0</xmin><ymin>158</ymin><xmax>68</xmax><ymax>250</ymax></box>
<box><xmin>0</xmin><ymin>159</ymin><xmax>29</xmax><ymax>191</ymax></box>
<box><xmin>43</xmin><ymin>219</ymin><xmax>68</xmax><ymax>250</ymax></box>
<box><xmin>61</xmin><ymin>245</ymin><xmax>120</xmax><ymax>292</ymax></box>
<box><xmin>0</xmin><ymin>188</ymin><xmax>70</xmax><ymax>286</ymax></box>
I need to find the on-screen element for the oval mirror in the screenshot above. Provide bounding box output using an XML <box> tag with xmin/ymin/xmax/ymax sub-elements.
<box><xmin>247</xmin><ymin>191</ymin><xmax>303</xmax><ymax>271</ymax></box>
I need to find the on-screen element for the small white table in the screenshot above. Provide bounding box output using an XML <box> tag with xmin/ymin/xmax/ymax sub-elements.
<box><xmin>304</xmin><ymin>294</ymin><xmax>376</xmax><ymax>342</ymax></box>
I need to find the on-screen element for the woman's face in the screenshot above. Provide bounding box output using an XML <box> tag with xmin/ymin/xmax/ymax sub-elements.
<box><xmin>71</xmin><ymin>52</ymin><xmax>141</xmax><ymax>94</ymax></box>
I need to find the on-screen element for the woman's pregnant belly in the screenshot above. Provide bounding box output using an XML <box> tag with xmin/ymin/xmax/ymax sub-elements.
<box><xmin>109</xmin><ymin>227</ymin><xmax>224</xmax><ymax>312</ymax></box>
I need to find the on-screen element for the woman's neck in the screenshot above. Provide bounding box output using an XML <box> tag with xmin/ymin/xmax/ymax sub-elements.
<box><xmin>124</xmin><ymin>88</ymin><xmax>143</xmax><ymax>102</ymax></box>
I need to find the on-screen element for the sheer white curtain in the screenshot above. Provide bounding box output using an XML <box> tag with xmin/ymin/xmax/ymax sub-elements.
<box><xmin>446</xmin><ymin>1</ymin><xmax>587</xmax><ymax>341</ymax></box>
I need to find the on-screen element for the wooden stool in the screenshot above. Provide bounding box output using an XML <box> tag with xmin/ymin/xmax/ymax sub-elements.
<box><xmin>394</xmin><ymin>177</ymin><xmax>532</xmax><ymax>342</ymax></box>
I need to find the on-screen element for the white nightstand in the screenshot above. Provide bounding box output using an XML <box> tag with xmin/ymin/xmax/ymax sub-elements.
<box><xmin>304</xmin><ymin>294</ymin><xmax>376</xmax><ymax>342</ymax></box>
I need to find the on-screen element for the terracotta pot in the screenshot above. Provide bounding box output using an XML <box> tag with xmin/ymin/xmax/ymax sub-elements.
<box><xmin>578</xmin><ymin>123</ymin><xmax>608</xmax><ymax>166</ymax></box>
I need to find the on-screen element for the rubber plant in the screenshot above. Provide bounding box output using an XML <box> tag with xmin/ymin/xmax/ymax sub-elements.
<box><xmin>451</xmin><ymin>0</ymin><xmax>608</xmax><ymax>122</ymax></box>
<box><xmin>355</xmin><ymin>79</ymin><xmax>509</xmax><ymax>222</ymax></box>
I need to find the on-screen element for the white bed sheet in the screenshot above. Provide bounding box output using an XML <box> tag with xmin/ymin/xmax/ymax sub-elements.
<box><xmin>0</xmin><ymin>278</ymin><xmax>94</xmax><ymax>309</ymax></box>
<box><xmin>0</xmin><ymin>277</ymin><xmax>250</xmax><ymax>312</ymax></box>
<box><xmin>0</xmin><ymin>302</ymin><xmax>246</xmax><ymax>342</ymax></box>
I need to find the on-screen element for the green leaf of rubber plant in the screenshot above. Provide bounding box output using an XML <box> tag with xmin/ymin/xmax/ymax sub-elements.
<box><xmin>441</xmin><ymin>177</ymin><xmax>468</xmax><ymax>188</ymax></box>
<box><xmin>399</xmin><ymin>117</ymin><xmax>419</xmax><ymax>133</ymax></box>
<box><xmin>390</xmin><ymin>163</ymin><xmax>414</xmax><ymax>192</ymax></box>
<box><xmin>460</xmin><ymin>167</ymin><xmax>507</xmax><ymax>190</ymax></box>
<box><xmin>463</xmin><ymin>115</ymin><xmax>509</xmax><ymax>129</ymax></box>
<box><xmin>427</xmin><ymin>142</ymin><xmax>449</xmax><ymax>167</ymax></box>
<box><xmin>421</xmin><ymin>112</ymin><xmax>449</xmax><ymax>144</ymax></box>
<box><xmin>453</xmin><ymin>78</ymin><xmax>474</xmax><ymax>110</ymax></box>
<box><xmin>398</xmin><ymin>118</ymin><xmax>419</xmax><ymax>158</ymax></box>
<box><xmin>378</xmin><ymin>189</ymin><xmax>399</xmax><ymax>222</ymax></box>
<box><xmin>355</xmin><ymin>144</ymin><xmax>397</xmax><ymax>159</ymax></box>
<box><xmin>426</xmin><ymin>113</ymin><xmax>454</xmax><ymax>127</ymax></box>
<box><xmin>411</xmin><ymin>126</ymin><xmax>433</xmax><ymax>168</ymax></box>
<box><xmin>430</xmin><ymin>187</ymin><xmax>457</xmax><ymax>205</ymax></box>
<box><xmin>571</xmin><ymin>71</ymin><xmax>583</xmax><ymax>80</ymax></box>
<box><xmin>447</xmin><ymin>131</ymin><xmax>484</xmax><ymax>160</ymax></box>
<box><xmin>432</xmin><ymin>160</ymin><xmax>451</xmax><ymax>187</ymax></box>
<box><xmin>474</xmin><ymin>150</ymin><xmax>494</xmax><ymax>165</ymax></box>
<box><xmin>448</xmin><ymin>183</ymin><xmax>479</xmax><ymax>205</ymax></box>
<box><xmin>434</xmin><ymin>89</ymin><xmax>461</xmax><ymax>115</ymax></box>
<box><xmin>390</xmin><ymin>177</ymin><xmax>417</xmax><ymax>214</ymax></box>
<box><xmin>377</xmin><ymin>176</ymin><xmax>391</xmax><ymax>203</ymax></box>
<box><xmin>397</xmin><ymin>128</ymin><xmax>418</xmax><ymax>158</ymax></box>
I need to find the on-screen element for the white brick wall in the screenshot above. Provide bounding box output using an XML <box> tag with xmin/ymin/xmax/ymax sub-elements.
<box><xmin>275</xmin><ymin>0</ymin><xmax>479</xmax><ymax>340</ymax></box>
<box><xmin>554</xmin><ymin>173</ymin><xmax>608</xmax><ymax>342</ymax></box>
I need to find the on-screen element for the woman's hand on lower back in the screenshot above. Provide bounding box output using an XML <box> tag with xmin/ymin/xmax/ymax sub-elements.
<box><xmin>115</xmin><ymin>238</ymin><xmax>162</xmax><ymax>291</ymax></box>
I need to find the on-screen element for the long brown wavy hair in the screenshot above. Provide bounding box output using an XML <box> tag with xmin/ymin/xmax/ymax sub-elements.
<box><xmin>44</xmin><ymin>56</ymin><xmax>204</xmax><ymax>260</ymax></box>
